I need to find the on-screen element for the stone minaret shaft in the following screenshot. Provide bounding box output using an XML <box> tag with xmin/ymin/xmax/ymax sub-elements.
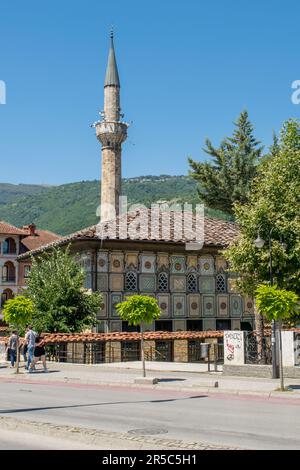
<box><xmin>96</xmin><ymin>32</ymin><xmax>128</xmax><ymax>222</ymax></box>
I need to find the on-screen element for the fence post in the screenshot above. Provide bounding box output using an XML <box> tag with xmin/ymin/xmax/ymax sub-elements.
<box><xmin>214</xmin><ymin>343</ymin><xmax>218</xmax><ymax>372</ymax></box>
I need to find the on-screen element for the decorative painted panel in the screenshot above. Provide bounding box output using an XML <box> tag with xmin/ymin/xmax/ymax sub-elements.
<box><xmin>84</xmin><ymin>273</ymin><xmax>92</xmax><ymax>289</ymax></box>
<box><xmin>188</xmin><ymin>294</ymin><xmax>201</xmax><ymax>317</ymax></box>
<box><xmin>110</xmin><ymin>320</ymin><xmax>122</xmax><ymax>332</ymax></box>
<box><xmin>170</xmin><ymin>275</ymin><xmax>186</xmax><ymax>292</ymax></box>
<box><xmin>140</xmin><ymin>254</ymin><xmax>156</xmax><ymax>273</ymax></box>
<box><xmin>199</xmin><ymin>276</ymin><xmax>215</xmax><ymax>293</ymax></box>
<box><xmin>172</xmin><ymin>294</ymin><xmax>186</xmax><ymax>317</ymax></box>
<box><xmin>215</xmin><ymin>256</ymin><xmax>227</xmax><ymax>273</ymax></box>
<box><xmin>110</xmin><ymin>293</ymin><xmax>122</xmax><ymax>318</ymax></box>
<box><xmin>97</xmin><ymin>293</ymin><xmax>107</xmax><ymax>318</ymax></box>
<box><xmin>144</xmin><ymin>321</ymin><xmax>155</xmax><ymax>332</ymax></box>
<box><xmin>232</xmin><ymin>319</ymin><xmax>241</xmax><ymax>330</ymax></box>
<box><xmin>173</xmin><ymin>320</ymin><xmax>186</xmax><ymax>331</ymax></box>
<box><xmin>109</xmin><ymin>274</ymin><xmax>124</xmax><ymax>292</ymax></box>
<box><xmin>199</xmin><ymin>256</ymin><xmax>215</xmax><ymax>275</ymax></box>
<box><xmin>170</xmin><ymin>256</ymin><xmax>186</xmax><ymax>274</ymax></box>
<box><xmin>203</xmin><ymin>318</ymin><xmax>216</xmax><ymax>331</ymax></box>
<box><xmin>203</xmin><ymin>295</ymin><xmax>216</xmax><ymax>317</ymax></box>
<box><xmin>97</xmin><ymin>251</ymin><xmax>108</xmax><ymax>272</ymax></box>
<box><xmin>157</xmin><ymin>253</ymin><xmax>169</xmax><ymax>270</ymax></box>
<box><xmin>97</xmin><ymin>273</ymin><xmax>108</xmax><ymax>292</ymax></box>
<box><xmin>244</xmin><ymin>297</ymin><xmax>254</xmax><ymax>315</ymax></box>
<box><xmin>109</xmin><ymin>252</ymin><xmax>124</xmax><ymax>273</ymax></box>
<box><xmin>125</xmin><ymin>252</ymin><xmax>139</xmax><ymax>270</ymax></box>
<box><xmin>79</xmin><ymin>252</ymin><xmax>93</xmax><ymax>272</ymax></box>
<box><xmin>157</xmin><ymin>294</ymin><xmax>170</xmax><ymax>318</ymax></box>
<box><xmin>230</xmin><ymin>295</ymin><xmax>243</xmax><ymax>316</ymax></box>
<box><xmin>217</xmin><ymin>295</ymin><xmax>229</xmax><ymax>317</ymax></box>
<box><xmin>187</xmin><ymin>255</ymin><xmax>198</xmax><ymax>270</ymax></box>
<box><xmin>139</xmin><ymin>274</ymin><xmax>156</xmax><ymax>292</ymax></box>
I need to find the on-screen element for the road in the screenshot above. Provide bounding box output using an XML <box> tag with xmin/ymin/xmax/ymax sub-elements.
<box><xmin>0</xmin><ymin>379</ymin><xmax>299</xmax><ymax>450</ymax></box>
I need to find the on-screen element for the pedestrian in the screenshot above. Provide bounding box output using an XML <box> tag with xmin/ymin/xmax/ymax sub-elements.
<box><xmin>22</xmin><ymin>343</ymin><xmax>28</xmax><ymax>363</ymax></box>
<box><xmin>25</xmin><ymin>325</ymin><xmax>37</xmax><ymax>370</ymax></box>
<box><xmin>28</xmin><ymin>335</ymin><xmax>48</xmax><ymax>373</ymax></box>
<box><xmin>6</xmin><ymin>331</ymin><xmax>18</xmax><ymax>368</ymax></box>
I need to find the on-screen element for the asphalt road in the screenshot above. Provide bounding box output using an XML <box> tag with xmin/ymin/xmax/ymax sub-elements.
<box><xmin>0</xmin><ymin>380</ymin><xmax>299</xmax><ymax>450</ymax></box>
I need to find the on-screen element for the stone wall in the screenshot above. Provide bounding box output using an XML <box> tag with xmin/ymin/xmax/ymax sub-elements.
<box><xmin>173</xmin><ymin>339</ymin><xmax>188</xmax><ymax>362</ymax></box>
<box><xmin>223</xmin><ymin>364</ymin><xmax>300</xmax><ymax>379</ymax></box>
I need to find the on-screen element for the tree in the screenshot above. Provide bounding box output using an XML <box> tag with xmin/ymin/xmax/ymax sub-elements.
<box><xmin>224</xmin><ymin>119</ymin><xmax>300</xmax><ymax>350</ymax></box>
<box><xmin>188</xmin><ymin>110</ymin><xmax>263</xmax><ymax>215</ymax></box>
<box><xmin>27</xmin><ymin>247</ymin><xmax>102</xmax><ymax>333</ymax></box>
<box><xmin>3</xmin><ymin>296</ymin><xmax>33</xmax><ymax>373</ymax></box>
<box><xmin>255</xmin><ymin>285</ymin><xmax>299</xmax><ymax>390</ymax></box>
<box><xmin>116</xmin><ymin>295</ymin><xmax>161</xmax><ymax>377</ymax></box>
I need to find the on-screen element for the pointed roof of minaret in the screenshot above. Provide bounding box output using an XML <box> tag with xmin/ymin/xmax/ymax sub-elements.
<box><xmin>104</xmin><ymin>29</ymin><xmax>120</xmax><ymax>87</ymax></box>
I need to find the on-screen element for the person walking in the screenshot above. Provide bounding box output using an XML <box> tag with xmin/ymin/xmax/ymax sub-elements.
<box><xmin>28</xmin><ymin>335</ymin><xmax>48</xmax><ymax>373</ymax></box>
<box><xmin>25</xmin><ymin>326</ymin><xmax>37</xmax><ymax>370</ymax></box>
<box><xmin>6</xmin><ymin>331</ymin><xmax>18</xmax><ymax>368</ymax></box>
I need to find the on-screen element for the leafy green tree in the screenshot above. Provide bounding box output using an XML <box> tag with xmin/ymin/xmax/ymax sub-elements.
<box><xmin>224</xmin><ymin>119</ymin><xmax>300</xmax><ymax>348</ymax></box>
<box><xmin>116</xmin><ymin>295</ymin><xmax>161</xmax><ymax>377</ymax></box>
<box><xmin>255</xmin><ymin>285</ymin><xmax>299</xmax><ymax>390</ymax></box>
<box><xmin>188</xmin><ymin>110</ymin><xmax>263</xmax><ymax>215</ymax></box>
<box><xmin>3</xmin><ymin>296</ymin><xmax>33</xmax><ymax>373</ymax></box>
<box><xmin>27</xmin><ymin>247</ymin><xmax>102</xmax><ymax>333</ymax></box>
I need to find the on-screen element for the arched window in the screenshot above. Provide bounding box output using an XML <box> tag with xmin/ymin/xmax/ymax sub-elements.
<box><xmin>125</xmin><ymin>271</ymin><xmax>137</xmax><ymax>291</ymax></box>
<box><xmin>1</xmin><ymin>288</ymin><xmax>14</xmax><ymax>307</ymax></box>
<box><xmin>216</xmin><ymin>273</ymin><xmax>226</xmax><ymax>293</ymax></box>
<box><xmin>3</xmin><ymin>238</ymin><xmax>16</xmax><ymax>255</ymax></box>
<box><xmin>187</xmin><ymin>273</ymin><xmax>197</xmax><ymax>293</ymax></box>
<box><xmin>158</xmin><ymin>272</ymin><xmax>168</xmax><ymax>292</ymax></box>
<box><xmin>2</xmin><ymin>262</ymin><xmax>16</xmax><ymax>283</ymax></box>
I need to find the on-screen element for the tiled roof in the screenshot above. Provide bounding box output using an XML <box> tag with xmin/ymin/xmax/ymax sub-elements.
<box><xmin>39</xmin><ymin>331</ymin><xmax>225</xmax><ymax>344</ymax></box>
<box><xmin>21</xmin><ymin>230</ymin><xmax>61</xmax><ymax>251</ymax></box>
<box><xmin>18</xmin><ymin>209</ymin><xmax>239</xmax><ymax>259</ymax></box>
<box><xmin>0</xmin><ymin>221</ymin><xmax>27</xmax><ymax>236</ymax></box>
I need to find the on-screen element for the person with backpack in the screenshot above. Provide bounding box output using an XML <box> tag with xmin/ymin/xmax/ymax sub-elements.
<box><xmin>28</xmin><ymin>335</ymin><xmax>48</xmax><ymax>373</ymax></box>
<box><xmin>6</xmin><ymin>331</ymin><xmax>18</xmax><ymax>368</ymax></box>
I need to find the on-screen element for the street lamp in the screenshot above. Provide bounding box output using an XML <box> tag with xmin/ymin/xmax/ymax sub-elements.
<box><xmin>254</xmin><ymin>229</ymin><xmax>278</xmax><ymax>379</ymax></box>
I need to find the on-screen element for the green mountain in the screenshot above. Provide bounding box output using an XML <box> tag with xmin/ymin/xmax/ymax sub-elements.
<box><xmin>0</xmin><ymin>176</ymin><xmax>229</xmax><ymax>236</ymax></box>
<box><xmin>0</xmin><ymin>183</ymin><xmax>50</xmax><ymax>206</ymax></box>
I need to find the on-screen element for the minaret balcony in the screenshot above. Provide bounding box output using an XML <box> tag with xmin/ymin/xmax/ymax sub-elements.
<box><xmin>96</xmin><ymin>120</ymin><xmax>128</xmax><ymax>147</ymax></box>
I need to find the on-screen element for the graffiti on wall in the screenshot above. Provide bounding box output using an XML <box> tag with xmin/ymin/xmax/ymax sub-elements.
<box><xmin>224</xmin><ymin>331</ymin><xmax>243</xmax><ymax>362</ymax></box>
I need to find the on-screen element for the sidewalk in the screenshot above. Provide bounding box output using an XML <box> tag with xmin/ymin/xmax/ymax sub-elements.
<box><xmin>1</xmin><ymin>361</ymin><xmax>300</xmax><ymax>399</ymax></box>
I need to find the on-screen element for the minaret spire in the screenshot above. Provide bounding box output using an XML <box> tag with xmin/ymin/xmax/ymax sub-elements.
<box><xmin>95</xmin><ymin>31</ymin><xmax>128</xmax><ymax>222</ymax></box>
<box><xmin>104</xmin><ymin>27</ymin><xmax>120</xmax><ymax>87</ymax></box>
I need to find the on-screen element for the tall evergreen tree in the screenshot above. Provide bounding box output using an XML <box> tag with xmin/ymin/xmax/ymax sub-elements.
<box><xmin>188</xmin><ymin>110</ymin><xmax>263</xmax><ymax>215</ymax></box>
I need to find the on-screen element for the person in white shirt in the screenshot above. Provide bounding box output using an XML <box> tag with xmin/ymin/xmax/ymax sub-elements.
<box><xmin>24</xmin><ymin>326</ymin><xmax>37</xmax><ymax>370</ymax></box>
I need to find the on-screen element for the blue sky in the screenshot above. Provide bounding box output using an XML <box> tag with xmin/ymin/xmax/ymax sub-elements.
<box><xmin>0</xmin><ymin>0</ymin><xmax>299</xmax><ymax>185</ymax></box>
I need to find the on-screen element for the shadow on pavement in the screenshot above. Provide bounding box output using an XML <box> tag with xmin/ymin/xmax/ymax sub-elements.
<box><xmin>0</xmin><ymin>395</ymin><xmax>207</xmax><ymax>414</ymax></box>
<box><xmin>157</xmin><ymin>378</ymin><xmax>186</xmax><ymax>382</ymax></box>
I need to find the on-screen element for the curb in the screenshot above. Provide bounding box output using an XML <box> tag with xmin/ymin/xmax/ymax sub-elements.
<box><xmin>1</xmin><ymin>373</ymin><xmax>300</xmax><ymax>400</ymax></box>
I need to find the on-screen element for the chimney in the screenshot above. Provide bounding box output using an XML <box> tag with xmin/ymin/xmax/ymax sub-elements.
<box><xmin>28</xmin><ymin>223</ymin><xmax>36</xmax><ymax>236</ymax></box>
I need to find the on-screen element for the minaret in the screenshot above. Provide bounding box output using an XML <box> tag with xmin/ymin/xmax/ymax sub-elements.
<box><xmin>95</xmin><ymin>31</ymin><xmax>128</xmax><ymax>222</ymax></box>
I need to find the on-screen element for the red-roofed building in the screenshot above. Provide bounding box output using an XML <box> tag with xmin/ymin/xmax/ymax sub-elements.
<box><xmin>0</xmin><ymin>221</ymin><xmax>60</xmax><ymax>321</ymax></box>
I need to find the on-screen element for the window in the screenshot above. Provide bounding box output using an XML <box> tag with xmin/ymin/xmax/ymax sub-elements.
<box><xmin>187</xmin><ymin>273</ymin><xmax>197</xmax><ymax>293</ymax></box>
<box><xmin>216</xmin><ymin>273</ymin><xmax>226</xmax><ymax>293</ymax></box>
<box><xmin>3</xmin><ymin>238</ymin><xmax>16</xmax><ymax>255</ymax></box>
<box><xmin>158</xmin><ymin>272</ymin><xmax>168</xmax><ymax>292</ymax></box>
<box><xmin>125</xmin><ymin>271</ymin><xmax>137</xmax><ymax>291</ymax></box>
<box><xmin>24</xmin><ymin>265</ymin><xmax>31</xmax><ymax>279</ymax></box>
